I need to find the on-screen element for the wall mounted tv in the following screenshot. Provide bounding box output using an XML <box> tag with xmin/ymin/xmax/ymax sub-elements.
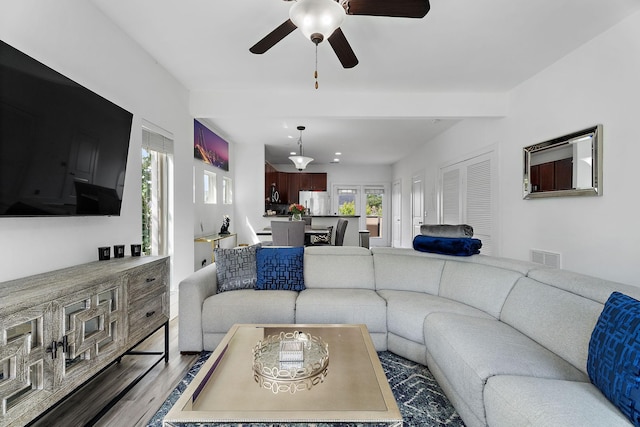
<box><xmin>0</xmin><ymin>39</ymin><xmax>133</xmax><ymax>217</ymax></box>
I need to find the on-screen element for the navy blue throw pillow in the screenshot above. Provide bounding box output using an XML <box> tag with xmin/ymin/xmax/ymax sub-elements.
<box><xmin>588</xmin><ymin>291</ymin><xmax>640</xmax><ymax>426</ymax></box>
<box><xmin>255</xmin><ymin>246</ymin><xmax>305</xmax><ymax>291</ymax></box>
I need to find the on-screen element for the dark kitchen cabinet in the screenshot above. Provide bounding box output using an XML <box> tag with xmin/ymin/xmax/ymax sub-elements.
<box><xmin>265</xmin><ymin>165</ymin><xmax>327</xmax><ymax>205</ymax></box>
<box><xmin>530</xmin><ymin>157</ymin><xmax>573</xmax><ymax>192</ymax></box>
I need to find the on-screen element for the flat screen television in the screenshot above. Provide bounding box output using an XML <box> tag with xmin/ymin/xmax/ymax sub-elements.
<box><xmin>0</xmin><ymin>39</ymin><xmax>133</xmax><ymax>216</ymax></box>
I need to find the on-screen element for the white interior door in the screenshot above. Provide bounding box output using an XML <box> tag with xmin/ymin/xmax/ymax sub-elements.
<box><xmin>411</xmin><ymin>174</ymin><xmax>424</xmax><ymax>237</ymax></box>
<box><xmin>392</xmin><ymin>179</ymin><xmax>402</xmax><ymax>247</ymax></box>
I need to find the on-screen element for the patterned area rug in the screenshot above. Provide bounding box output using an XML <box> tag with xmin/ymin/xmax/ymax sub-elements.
<box><xmin>148</xmin><ymin>351</ymin><xmax>465</xmax><ymax>427</ymax></box>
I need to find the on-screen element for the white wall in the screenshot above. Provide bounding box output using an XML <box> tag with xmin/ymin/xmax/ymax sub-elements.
<box><xmin>0</xmin><ymin>1</ymin><xmax>194</xmax><ymax>292</ymax></box>
<box><xmin>192</xmin><ymin>121</ymin><xmax>235</xmax><ymax>239</ymax></box>
<box><xmin>393</xmin><ymin>10</ymin><xmax>640</xmax><ymax>286</ymax></box>
<box><xmin>234</xmin><ymin>143</ymin><xmax>267</xmax><ymax>246</ymax></box>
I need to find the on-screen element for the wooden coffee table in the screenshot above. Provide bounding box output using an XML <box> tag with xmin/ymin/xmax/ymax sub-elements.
<box><xmin>163</xmin><ymin>324</ymin><xmax>402</xmax><ymax>426</ymax></box>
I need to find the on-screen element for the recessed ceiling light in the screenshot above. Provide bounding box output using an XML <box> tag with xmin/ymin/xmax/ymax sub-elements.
<box><xmin>290</xmin><ymin>151</ymin><xmax>297</xmax><ymax>155</ymax></box>
<box><xmin>335</xmin><ymin>152</ymin><xmax>342</xmax><ymax>155</ymax></box>
<box><xmin>333</xmin><ymin>158</ymin><xmax>340</xmax><ymax>162</ymax></box>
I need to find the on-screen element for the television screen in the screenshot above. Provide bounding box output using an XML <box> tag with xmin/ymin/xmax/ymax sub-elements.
<box><xmin>0</xmin><ymin>39</ymin><xmax>133</xmax><ymax>216</ymax></box>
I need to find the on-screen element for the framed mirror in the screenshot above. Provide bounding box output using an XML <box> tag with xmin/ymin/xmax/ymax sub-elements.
<box><xmin>523</xmin><ymin>124</ymin><xmax>602</xmax><ymax>199</ymax></box>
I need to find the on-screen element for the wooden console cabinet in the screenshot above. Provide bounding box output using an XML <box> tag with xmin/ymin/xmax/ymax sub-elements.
<box><xmin>0</xmin><ymin>256</ymin><xmax>169</xmax><ymax>427</ymax></box>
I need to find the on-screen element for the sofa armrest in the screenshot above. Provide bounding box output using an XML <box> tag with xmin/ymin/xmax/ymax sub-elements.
<box><xmin>178</xmin><ymin>263</ymin><xmax>218</xmax><ymax>352</ymax></box>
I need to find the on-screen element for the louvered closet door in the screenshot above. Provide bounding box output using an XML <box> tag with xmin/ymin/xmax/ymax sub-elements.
<box><xmin>441</xmin><ymin>168</ymin><xmax>461</xmax><ymax>224</ymax></box>
<box><xmin>466</xmin><ymin>158</ymin><xmax>492</xmax><ymax>254</ymax></box>
<box><xmin>440</xmin><ymin>151</ymin><xmax>496</xmax><ymax>255</ymax></box>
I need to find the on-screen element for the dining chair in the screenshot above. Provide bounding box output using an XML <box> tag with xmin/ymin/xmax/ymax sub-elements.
<box><xmin>271</xmin><ymin>221</ymin><xmax>305</xmax><ymax>247</ymax></box>
<box><xmin>334</xmin><ymin>218</ymin><xmax>348</xmax><ymax>246</ymax></box>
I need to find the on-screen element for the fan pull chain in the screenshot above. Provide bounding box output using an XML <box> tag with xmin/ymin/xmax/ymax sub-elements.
<box><xmin>314</xmin><ymin>43</ymin><xmax>319</xmax><ymax>90</ymax></box>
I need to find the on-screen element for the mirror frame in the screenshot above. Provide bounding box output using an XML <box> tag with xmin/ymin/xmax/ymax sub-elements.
<box><xmin>523</xmin><ymin>124</ymin><xmax>603</xmax><ymax>199</ymax></box>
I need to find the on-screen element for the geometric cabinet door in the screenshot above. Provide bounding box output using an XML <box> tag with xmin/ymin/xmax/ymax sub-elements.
<box><xmin>52</xmin><ymin>285</ymin><xmax>124</xmax><ymax>387</ymax></box>
<box><xmin>0</xmin><ymin>305</ymin><xmax>47</xmax><ymax>418</ymax></box>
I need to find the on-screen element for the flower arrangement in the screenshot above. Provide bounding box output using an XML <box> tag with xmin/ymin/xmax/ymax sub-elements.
<box><xmin>288</xmin><ymin>203</ymin><xmax>305</xmax><ymax>215</ymax></box>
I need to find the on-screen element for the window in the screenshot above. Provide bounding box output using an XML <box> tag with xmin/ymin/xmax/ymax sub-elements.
<box><xmin>337</xmin><ymin>188</ymin><xmax>358</xmax><ymax>215</ymax></box>
<box><xmin>365</xmin><ymin>187</ymin><xmax>384</xmax><ymax>238</ymax></box>
<box><xmin>204</xmin><ymin>171</ymin><xmax>217</xmax><ymax>204</ymax></box>
<box><xmin>222</xmin><ymin>176</ymin><xmax>233</xmax><ymax>205</ymax></box>
<box><xmin>142</xmin><ymin>125</ymin><xmax>173</xmax><ymax>257</ymax></box>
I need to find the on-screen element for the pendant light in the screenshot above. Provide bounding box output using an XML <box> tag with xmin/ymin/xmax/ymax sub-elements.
<box><xmin>288</xmin><ymin>126</ymin><xmax>314</xmax><ymax>171</ymax></box>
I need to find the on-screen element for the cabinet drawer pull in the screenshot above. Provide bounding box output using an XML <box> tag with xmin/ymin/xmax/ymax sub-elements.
<box><xmin>146</xmin><ymin>311</ymin><xmax>156</xmax><ymax>317</ymax></box>
<box><xmin>146</xmin><ymin>277</ymin><xmax>156</xmax><ymax>283</ymax></box>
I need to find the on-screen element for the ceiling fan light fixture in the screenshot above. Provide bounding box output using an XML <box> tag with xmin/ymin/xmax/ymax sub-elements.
<box><xmin>289</xmin><ymin>0</ymin><xmax>345</xmax><ymax>44</ymax></box>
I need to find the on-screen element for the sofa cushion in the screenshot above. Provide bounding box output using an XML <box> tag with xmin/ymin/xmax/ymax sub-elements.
<box><xmin>201</xmin><ymin>289</ymin><xmax>297</xmax><ymax>333</ymax></box>
<box><xmin>438</xmin><ymin>261</ymin><xmax>522</xmax><ymax>318</ymax></box>
<box><xmin>295</xmin><ymin>288</ymin><xmax>387</xmax><ymax>334</ymax></box>
<box><xmin>372</xmin><ymin>250</ymin><xmax>445</xmax><ymax>294</ymax></box>
<box><xmin>425</xmin><ymin>312</ymin><xmax>588</xmax><ymax>425</ymax></box>
<box><xmin>588</xmin><ymin>292</ymin><xmax>640</xmax><ymax>425</ymax></box>
<box><xmin>256</xmin><ymin>246</ymin><xmax>304</xmax><ymax>291</ymax></box>
<box><xmin>484</xmin><ymin>375</ymin><xmax>631</xmax><ymax>427</ymax></box>
<box><xmin>501</xmin><ymin>277</ymin><xmax>603</xmax><ymax>375</ymax></box>
<box><xmin>303</xmin><ymin>246</ymin><xmax>375</xmax><ymax>290</ymax></box>
<box><xmin>214</xmin><ymin>243</ymin><xmax>260</xmax><ymax>292</ymax></box>
<box><xmin>378</xmin><ymin>290</ymin><xmax>493</xmax><ymax>344</ymax></box>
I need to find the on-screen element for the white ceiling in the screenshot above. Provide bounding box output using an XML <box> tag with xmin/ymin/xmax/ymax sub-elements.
<box><xmin>91</xmin><ymin>0</ymin><xmax>640</xmax><ymax>166</ymax></box>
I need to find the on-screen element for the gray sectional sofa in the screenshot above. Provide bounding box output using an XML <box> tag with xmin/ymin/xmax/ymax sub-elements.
<box><xmin>179</xmin><ymin>245</ymin><xmax>640</xmax><ymax>427</ymax></box>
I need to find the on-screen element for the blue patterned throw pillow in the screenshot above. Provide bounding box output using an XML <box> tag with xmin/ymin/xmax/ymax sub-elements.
<box><xmin>255</xmin><ymin>246</ymin><xmax>305</xmax><ymax>291</ymax></box>
<box><xmin>588</xmin><ymin>292</ymin><xmax>640</xmax><ymax>426</ymax></box>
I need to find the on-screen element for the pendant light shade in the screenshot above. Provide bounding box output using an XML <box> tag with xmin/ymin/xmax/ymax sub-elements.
<box><xmin>289</xmin><ymin>0</ymin><xmax>345</xmax><ymax>44</ymax></box>
<box><xmin>288</xmin><ymin>126</ymin><xmax>314</xmax><ymax>171</ymax></box>
<box><xmin>289</xmin><ymin>155</ymin><xmax>314</xmax><ymax>171</ymax></box>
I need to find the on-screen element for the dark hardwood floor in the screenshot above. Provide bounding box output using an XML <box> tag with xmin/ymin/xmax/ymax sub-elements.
<box><xmin>32</xmin><ymin>317</ymin><xmax>198</xmax><ymax>427</ymax></box>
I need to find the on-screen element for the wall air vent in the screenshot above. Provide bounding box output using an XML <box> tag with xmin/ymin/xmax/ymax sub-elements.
<box><xmin>530</xmin><ymin>249</ymin><xmax>561</xmax><ymax>269</ymax></box>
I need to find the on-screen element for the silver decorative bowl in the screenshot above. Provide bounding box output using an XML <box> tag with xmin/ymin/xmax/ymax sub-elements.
<box><xmin>252</xmin><ymin>331</ymin><xmax>329</xmax><ymax>394</ymax></box>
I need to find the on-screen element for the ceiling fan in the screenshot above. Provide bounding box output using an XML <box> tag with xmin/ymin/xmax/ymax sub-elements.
<box><xmin>249</xmin><ymin>0</ymin><xmax>431</xmax><ymax>69</ymax></box>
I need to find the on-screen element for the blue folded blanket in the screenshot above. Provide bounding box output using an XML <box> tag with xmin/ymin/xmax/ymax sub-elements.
<box><xmin>413</xmin><ymin>235</ymin><xmax>482</xmax><ymax>257</ymax></box>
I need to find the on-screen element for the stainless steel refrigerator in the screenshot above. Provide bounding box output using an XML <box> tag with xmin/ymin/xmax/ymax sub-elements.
<box><xmin>299</xmin><ymin>191</ymin><xmax>331</xmax><ymax>216</ymax></box>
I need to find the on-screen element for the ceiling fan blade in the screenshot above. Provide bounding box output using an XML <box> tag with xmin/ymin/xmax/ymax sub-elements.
<box><xmin>328</xmin><ymin>28</ymin><xmax>359</xmax><ymax>69</ymax></box>
<box><xmin>249</xmin><ymin>19</ymin><xmax>297</xmax><ymax>54</ymax></box>
<box><xmin>345</xmin><ymin>0</ymin><xmax>430</xmax><ymax>18</ymax></box>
